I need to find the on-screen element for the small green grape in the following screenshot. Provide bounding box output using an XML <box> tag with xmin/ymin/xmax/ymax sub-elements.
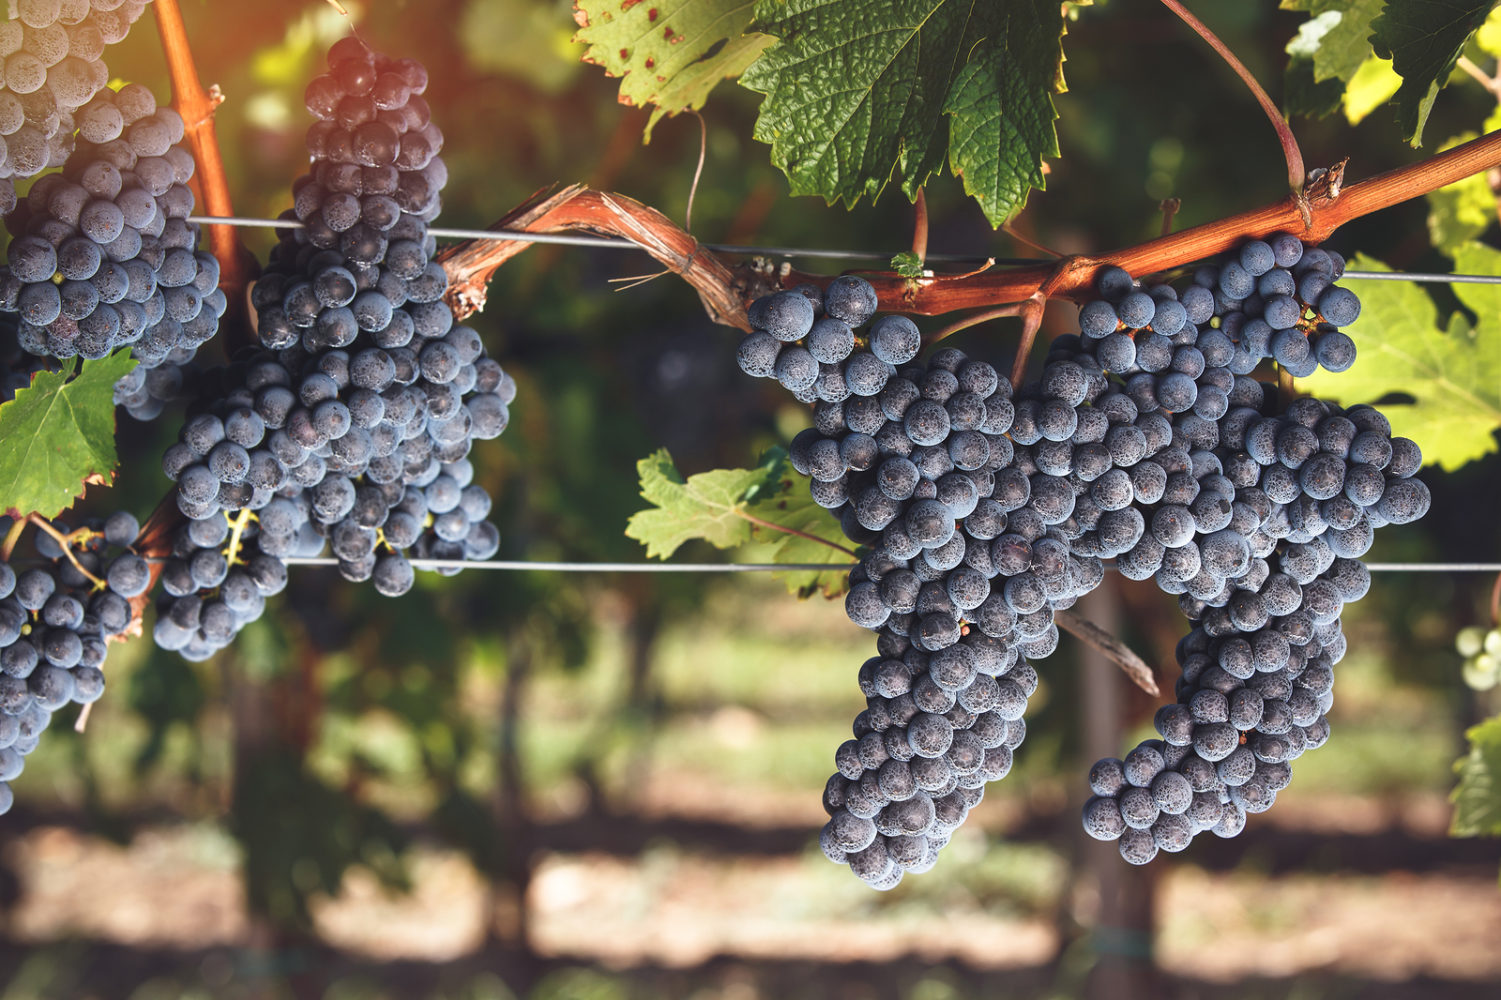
<box><xmin>1462</xmin><ymin>654</ymin><xmax>1500</xmax><ymax>691</ymax></box>
<box><xmin>1457</xmin><ymin>626</ymin><xmax>1487</xmax><ymax>657</ymax></box>
<box><xmin>1485</xmin><ymin>629</ymin><xmax>1501</xmax><ymax>657</ymax></box>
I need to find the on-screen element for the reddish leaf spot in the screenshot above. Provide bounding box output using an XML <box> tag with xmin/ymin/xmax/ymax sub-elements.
<box><xmin>648</xmin><ymin>7</ymin><xmax>658</xmax><ymax>20</ymax></box>
<box><xmin>620</xmin><ymin>48</ymin><xmax>629</xmax><ymax>60</ymax></box>
<box><xmin>645</xmin><ymin>57</ymin><xmax>655</xmax><ymax>69</ymax></box>
<box><xmin>663</xmin><ymin>26</ymin><xmax>675</xmax><ymax>40</ymax></box>
<box><xmin>621</xmin><ymin>0</ymin><xmax>642</xmax><ymax>10</ymax></box>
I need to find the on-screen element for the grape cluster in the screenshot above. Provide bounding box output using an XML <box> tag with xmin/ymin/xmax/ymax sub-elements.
<box><xmin>0</xmin><ymin>0</ymin><xmax>157</xmax><ymax>213</ymax></box>
<box><xmin>1082</xmin><ymin>560</ymin><xmax>1361</xmax><ymax>859</ymax></box>
<box><xmin>0</xmin><ymin>510</ymin><xmax>144</xmax><ymax>813</ymax></box>
<box><xmin>1054</xmin><ymin>240</ymin><xmax>1427</xmax><ymax>861</ymax></box>
<box><xmin>1456</xmin><ymin>623</ymin><xmax>1501</xmax><ymax>690</ymax></box>
<box><xmin>0</xmin><ymin>82</ymin><xmax>223</xmax><ymax>419</ymax></box>
<box><xmin>735</xmin><ymin>233</ymin><xmax>1429</xmax><ymax>883</ymax></box>
<box><xmin>152</xmin><ymin>39</ymin><xmax>507</xmax><ymax>658</ymax></box>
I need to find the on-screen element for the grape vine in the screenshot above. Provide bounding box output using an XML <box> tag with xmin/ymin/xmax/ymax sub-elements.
<box><xmin>0</xmin><ymin>0</ymin><xmax>1494</xmax><ymax>893</ymax></box>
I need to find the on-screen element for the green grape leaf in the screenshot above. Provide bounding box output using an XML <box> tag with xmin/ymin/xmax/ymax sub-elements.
<box><xmin>740</xmin><ymin>467</ymin><xmax>853</xmax><ymax>598</ymax></box>
<box><xmin>940</xmin><ymin>5</ymin><xmax>1064</xmax><ymax>226</ymax></box>
<box><xmin>1370</xmin><ymin>0</ymin><xmax>1499</xmax><ymax>145</ymax></box>
<box><xmin>625</xmin><ymin>447</ymin><xmax>853</xmax><ymax>595</ymax></box>
<box><xmin>1297</xmin><ymin>248</ymin><xmax>1501</xmax><ymax>471</ymax></box>
<box><xmin>1426</xmin><ymin>131</ymin><xmax>1498</xmax><ymax>254</ymax></box>
<box><xmin>1451</xmin><ymin>715</ymin><xmax>1501</xmax><ymax>837</ymax></box>
<box><xmin>625</xmin><ymin>447</ymin><xmax>778</xmax><ymax>557</ymax></box>
<box><xmin>891</xmin><ymin>250</ymin><xmax>925</xmax><ymax>278</ymax></box>
<box><xmin>739</xmin><ymin>0</ymin><xmax>1068</xmax><ymax>226</ymax></box>
<box><xmin>1282</xmin><ymin>0</ymin><xmax>1385</xmax><ymax>84</ymax></box>
<box><xmin>573</xmin><ymin>0</ymin><xmax>774</xmax><ymax>139</ymax></box>
<box><xmin>0</xmin><ymin>349</ymin><xmax>136</xmax><ymax>519</ymax></box>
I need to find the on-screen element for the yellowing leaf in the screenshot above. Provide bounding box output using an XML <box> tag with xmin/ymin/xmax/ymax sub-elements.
<box><xmin>1298</xmin><ymin>249</ymin><xmax>1501</xmax><ymax>471</ymax></box>
<box><xmin>0</xmin><ymin>350</ymin><xmax>137</xmax><ymax>519</ymax></box>
<box><xmin>1475</xmin><ymin>2</ymin><xmax>1501</xmax><ymax>56</ymax></box>
<box><xmin>573</xmin><ymin>0</ymin><xmax>772</xmax><ymax>139</ymax></box>
<box><xmin>1282</xmin><ymin>0</ymin><xmax>1384</xmax><ymax>82</ymax></box>
<box><xmin>624</xmin><ymin>447</ymin><xmax>774</xmax><ymax>557</ymax></box>
<box><xmin>741</xmin><ymin>480</ymin><xmax>853</xmax><ymax>597</ymax></box>
<box><xmin>1343</xmin><ymin>53</ymin><xmax>1403</xmax><ymax>123</ymax></box>
<box><xmin>1426</xmin><ymin>131</ymin><xmax>1497</xmax><ymax>254</ymax></box>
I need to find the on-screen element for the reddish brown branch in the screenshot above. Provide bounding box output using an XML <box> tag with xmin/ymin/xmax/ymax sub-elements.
<box><xmin>1160</xmin><ymin>0</ymin><xmax>1304</xmax><ymax>193</ymax></box>
<box><xmin>438</xmin><ymin>186</ymin><xmax>751</xmax><ymax>330</ymax></box>
<box><xmin>154</xmin><ymin>0</ymin><xmax>258</xmax><ymax>349</ymax></box>
<box><xmin>436</xmin><ymin>131</ymin><xmax>1501</xmax><ymax>335</ymax></box>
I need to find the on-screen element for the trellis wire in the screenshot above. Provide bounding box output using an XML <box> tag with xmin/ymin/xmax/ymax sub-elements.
<box><xmin>186</xmin><ymin>215</ymin><xmax>1501</xmax><ymax>280</ymax></box>
<box><xmin>278</xmin><ymin>558</ymin><xmax>1501</xmax><ymax>574</ymax></box>
<box><xmin>185</xmin><ymin>215</ymin><xmax>1036</xmax><ymax>264</ymax></box>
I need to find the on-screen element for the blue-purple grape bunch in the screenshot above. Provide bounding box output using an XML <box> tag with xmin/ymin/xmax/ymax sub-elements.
<box><xmin>1060</xmin><ymin>235</ymin><xmax>1427</xmax><ymax>863</ymax></box>
<box><xmin>0</xmin><ymin>510</ymin><xmax>145</xmax><ymax>813</ymax></box>
<box><xmin>734</xmin><ymin>232</ymin><xmax>1429</xmax><ymax>884</ymax></box>
<box><xmin>151</xmin><ymin>39</ymin><xmax>507</xmax><ymax>660</ymax></box>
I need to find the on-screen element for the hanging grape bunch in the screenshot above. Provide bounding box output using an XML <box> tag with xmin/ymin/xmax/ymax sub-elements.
<box><xmin>731</xmin><ymin>231</ymin><xmax>1429</xmax><ymax>885</ymax></box>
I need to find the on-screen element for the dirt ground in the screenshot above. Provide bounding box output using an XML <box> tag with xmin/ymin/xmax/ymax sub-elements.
<box><xmin>3</xmin><ymin>798</ymin><xmax>1499</xmax><ymax>986</ymax></box>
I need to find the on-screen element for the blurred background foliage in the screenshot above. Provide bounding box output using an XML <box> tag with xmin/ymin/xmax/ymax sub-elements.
<box><xmin>2</xmin><ymin>0</ymin><xmax>1500</xmax><ymax>998</ymax></box>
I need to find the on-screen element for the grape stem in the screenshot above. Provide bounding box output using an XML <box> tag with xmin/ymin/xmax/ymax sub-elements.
<box><xmin>928</xmin><ymin>301</ymin><xmax>1031</xmax><ymax>343</ymax></box>
<box><xmin>224</xmin><ymin>509</ymin><xmax>254</xmax><ymax>567</ymax></box>
<box><xmin>0</xmin><ymin>518</ymin><xmax>23</xmax><ymax>562</ymax></box>
<box><xmin>26</xmin><ymin>515</ymin><xmax>106</xmax><ymax>590</ymax></box>
<box><xmin>1055</xmin><ymin>609</ymin><xmax>1160</xmax><ymax>697</ymax></box>
<box><xmin>152</xmin><ymin>0</ymin><xmax>259</xmax><ymax>351</ymax></box>
<box><xmin>1159</xmin><ymin>197</ymin><xmax>1181</xmax><ymax>237</ymax></box>
<box><xmin>1158</xmin><ymin>0</ymin><xmax>1305</xmax><ymax>194</ymax></box>
<box><xmin>911</xmin><ymin>189</ymin><xmax>929</xmax><ymax>266</ymax></box>
<box><xmin>1277</xmin><ymin>364</ymin><xmax>1297</xmax><ymax>401</ymax></box>
<box><xmin>735</xmin><ymin>510</ymin><xmax>860</xmax><ymax>559</ymax></box>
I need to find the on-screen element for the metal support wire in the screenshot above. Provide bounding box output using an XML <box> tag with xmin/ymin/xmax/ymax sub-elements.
<box><xmin>278</xmin><ymin>557</ymin><xmax>1501</xmax><ymax>574</ymax></box>
<box><xmin>282</xmin><ymin>557</ymin><xmax>849</xmax><ymax>572</ymax></box>
<box><xmin>1341</xmin><ymin>270</ymin><xmax>1501</xmax><ymax>285</ymax></box>
<box><xmin>185</xmin><ymin>215</ymin><xmax>1036</xmax><ymax>265</ymax></box>
<box><xmin>187</xmin><ymin>214</ymin><xmax>1501</xmax><ymax>280</ymax></box>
